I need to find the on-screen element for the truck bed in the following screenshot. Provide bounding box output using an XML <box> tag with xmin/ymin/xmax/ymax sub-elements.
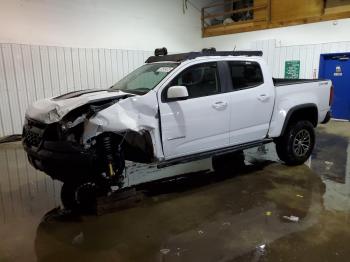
<box><xmin>268</xmin><ymin>77</ymin><xmax>332</xmax><ymax>138</ymax></box>
<box><xmin>273</xmin><ymin>78</ymin><xmax>323</xmax><ymax>86</ymax></box>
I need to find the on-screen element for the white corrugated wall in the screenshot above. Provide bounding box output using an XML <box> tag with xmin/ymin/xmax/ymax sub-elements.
<box><xmin>0</xmin><ymin>43</ymin><xmax>153</xmax><ymax>137</ymax></box>
<box><xmin>2</xmin><ymin>41</ymin><xmax>350</xmax><ymax>137</ymax></box>
<box><xmin>251</xmin><ymin>39</ymin><xmax>350</xmax><ymax>78</ymax></box>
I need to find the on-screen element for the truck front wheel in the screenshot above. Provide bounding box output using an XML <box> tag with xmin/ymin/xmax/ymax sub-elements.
<box><xmin>60</xmin><ymin>181</ymin><xmax>105</xmax><ymax>211</ymax></box>
<box><xmin>275</xmin><ymin>120</ymin><xmax>315</xmax><ymax>166</ymax></box>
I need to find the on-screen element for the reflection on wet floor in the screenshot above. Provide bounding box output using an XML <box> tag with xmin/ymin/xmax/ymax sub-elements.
<box><xmin>0</xmin><ymin>143</ymin><xmax>62</xmax><ymax>224</ymax></box>
<box><xmin>0</xmin><ymin>120</ymin><xmax>350</xmax><ymax>262</ymax></box>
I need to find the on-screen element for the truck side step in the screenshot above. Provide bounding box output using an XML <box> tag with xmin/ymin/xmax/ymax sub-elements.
<box><xmin>157</xmin><ymin>138</ymin><xmax>273</xmax><ymax>168</ymax></box>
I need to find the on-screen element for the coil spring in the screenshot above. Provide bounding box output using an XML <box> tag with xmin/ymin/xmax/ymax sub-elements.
<box><xmin>100</xmin><ymin>135</ymin><xmax>124</xmax><ymax>186</ymax></box>
<box><xmin>101</xmin><ymin>136</ymin><xmax>114</xmax><ymax>163</ymax></box>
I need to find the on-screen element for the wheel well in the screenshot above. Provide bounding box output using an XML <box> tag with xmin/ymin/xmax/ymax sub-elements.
<box><xmin>99</xmin><ymin>130</ymin><xmax>155</xmax><ymax>164</ymax></box>
<box><xmin>281</xmin><ymin>104</ymin><xmax>318</xmax><ymax>135</ymax></box>
<box><xmin>123</xmin><ymin>130</ymin><xmax>155</xmax><ymax>163</ymax></box>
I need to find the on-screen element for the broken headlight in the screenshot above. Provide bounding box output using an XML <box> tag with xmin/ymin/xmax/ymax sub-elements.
<box><xmin>48</xmin><ymin>109</ymin><xmax>60</xmax><ymax>122</ymax></box>
<box><xmin>61</xmin><ymin>114</ymin><xmax>87</xmax><ymax>132</ymax></box>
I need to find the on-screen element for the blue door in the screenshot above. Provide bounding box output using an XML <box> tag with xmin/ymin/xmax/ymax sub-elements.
<box><xmin>319</xmin><ymin>53</ymin><xmax>350</xmax><ymax>120</ymax></box>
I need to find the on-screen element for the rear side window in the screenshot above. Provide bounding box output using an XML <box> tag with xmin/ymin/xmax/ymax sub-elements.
<box><xmin>169</xmin><ymin>62</ymin><xmax>220</xmax><ymax>99</ymax></box>
<box><xmin>229</xmin><ymin>61</ymin><xmax>263</xmax><ymax>90</ymax></box>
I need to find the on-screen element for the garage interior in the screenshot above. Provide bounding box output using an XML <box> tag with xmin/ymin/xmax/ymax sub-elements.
<box><xmin>0</xmin><ymin>0</ymin><xmax>350</xmax><ymax>261</ymax></box>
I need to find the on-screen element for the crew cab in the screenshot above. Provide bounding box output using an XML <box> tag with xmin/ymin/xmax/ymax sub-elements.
<box><xmin>22</xmin><ymin>49</ymin><xmax>333</xmax><ymax>209</ymax></box>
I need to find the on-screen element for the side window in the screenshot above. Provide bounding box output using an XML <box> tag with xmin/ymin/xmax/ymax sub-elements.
<box><xmin>229</xmin><ymin>61</ymin><xmax>263</xmax><ymax>90</ymax></box>
<box><xmin>169</xmin><ymin>62</ymin><xmax>220</xmax><ymax>99</ymax></box>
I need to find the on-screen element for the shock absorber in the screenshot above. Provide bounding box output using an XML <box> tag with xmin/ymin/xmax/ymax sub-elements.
<box><xmin>98</xmin><ymin>133</ymin><xmax>126</xmax><ymax>188</ymax></box>
<box><xmin>101</xmin><ymin>135</ymin><xmax>116</xmax><ymax>177</ymax></box>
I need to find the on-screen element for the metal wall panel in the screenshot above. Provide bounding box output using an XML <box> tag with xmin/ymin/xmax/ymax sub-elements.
<box><xmin>254</xmin><ymin>40</ymin><xmax>350</xmax><ymax>79</ymax></box>
<box><xmin>0</xmin><ymin>44</ymin><xmax>151</xmax><ymax>137</ymax></box>
<box><xmin>1</xmin><ymin>44</ymin><xmax>23</xmax><ymax>134</ymax></box>
<box><xmin>2</xmin><ymin>40</ymin><xmax>350</xmax><ymax>137</ymax></box>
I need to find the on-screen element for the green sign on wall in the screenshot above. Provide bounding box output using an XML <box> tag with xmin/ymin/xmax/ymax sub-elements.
<box><xmin>284</xmin><ymin>60</ymin><xmax>300</xmax><ymax>79</ymax></box>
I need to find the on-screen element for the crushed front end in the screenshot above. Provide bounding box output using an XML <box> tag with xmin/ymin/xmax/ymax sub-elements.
<box><xmin>22</xmin><ymin>89</ymin><xmax>160</xmax><ymax>203</ymax></box>
<box><xmin>23</xmin><ymin>117</ymin><xmax>98</xmax><ymax>182</ymax></box>
<box><xmin>22</xmin><ymin>100</ymin><xmax>127</xmax><ymax>189</ymax></box>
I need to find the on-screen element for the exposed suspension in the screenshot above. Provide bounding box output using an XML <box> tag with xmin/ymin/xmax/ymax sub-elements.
<box><xmin>99</xmin><ymin>134</ymin><xmax>125</xmax><ymax>187</ymax></box>
<box><xmin>101</xmin><ymin>135</ymin><xmax>116</xmax><ymax>176</ymax></box>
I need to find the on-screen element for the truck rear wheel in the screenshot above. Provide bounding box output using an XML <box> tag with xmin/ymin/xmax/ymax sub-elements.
<box><xmin>212</xmin><ymin>150</ymin><xmax>245</xmax><ymax>175</ymax></box>
<box><xmin>275</xmin><ymin>120</ymin><xmax>315</xmax><ymax>166</ymax></box>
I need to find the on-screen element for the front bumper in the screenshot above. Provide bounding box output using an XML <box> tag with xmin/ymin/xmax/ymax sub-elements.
<box><xmin>23</xmin><ymin>141</ymin><xmax>98</xmax><ymax>182</ymax></box>
<box><xmin>22</xmin><ymin>117</ymin><xmax>100</xmax><ymax>182</ymax></box>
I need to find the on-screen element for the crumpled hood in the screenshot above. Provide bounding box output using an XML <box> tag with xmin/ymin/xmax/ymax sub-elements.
<box><xmin>26</xmin><ymin>89</ymin><xmax>130</xmax><ymax>124</ymax></box>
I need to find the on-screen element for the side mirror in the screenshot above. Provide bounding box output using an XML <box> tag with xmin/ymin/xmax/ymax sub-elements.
<box><xmin>167</xmin><ymin>86</ymin><xmax>189</xmax><ymax>101</ymax></box>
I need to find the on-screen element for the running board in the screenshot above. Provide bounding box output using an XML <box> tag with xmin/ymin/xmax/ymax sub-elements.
<box><xmin>157</xmin><ymin>138</ymin><xmax>273</xmax><ymax>168</ymax></box>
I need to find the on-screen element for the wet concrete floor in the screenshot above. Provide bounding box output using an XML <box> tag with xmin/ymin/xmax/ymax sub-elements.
<box><xmin>0</xmin><ymin>120</ymin><xmax>349</xmax><ymax>262</ymax></box>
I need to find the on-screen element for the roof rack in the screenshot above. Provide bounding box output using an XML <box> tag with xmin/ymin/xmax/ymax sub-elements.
<box><xmin>145</xmin><ymin>48</ymin><xmax>263</xmax><ymax>63</ymax></box>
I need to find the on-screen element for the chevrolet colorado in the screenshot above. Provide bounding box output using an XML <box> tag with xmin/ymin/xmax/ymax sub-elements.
<box><xmin>22</xmin><ymin>49</ymin><xmax>333</xmax><ymax>209</ymax></box>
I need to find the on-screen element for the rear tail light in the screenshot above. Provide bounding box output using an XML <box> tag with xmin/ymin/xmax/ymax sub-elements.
<box><xmin>329</xmin><ymin>85</ymin><xmax>334</xmax><ymax>106</ymax></box>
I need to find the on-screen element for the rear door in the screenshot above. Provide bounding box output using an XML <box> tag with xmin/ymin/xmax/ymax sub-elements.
<box><xmin>226</xmin><ymin>61</ymin><xmax>275</xmax><ymax>145</ymax></box>
<box><xmin>158</xmin><ymin>62</ymin><xmax>230</xmax><ymax>159</ymax></box>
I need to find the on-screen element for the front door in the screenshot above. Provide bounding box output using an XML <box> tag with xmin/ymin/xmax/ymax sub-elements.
<box><xmin>320</xmin><ymin>53</ymin><xmax>350</xmax><ymax>120</ymax></box>
<box><xmin>158</xmin><ymin>62</ymin><xmax>230</xmax><ymax>159</ymax></box>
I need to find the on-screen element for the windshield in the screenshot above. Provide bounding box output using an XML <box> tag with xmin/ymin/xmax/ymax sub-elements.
<box><xmin>109</xmin><ymin>63</ymin><xmax>178</xmax><ymax>95</ymax></box>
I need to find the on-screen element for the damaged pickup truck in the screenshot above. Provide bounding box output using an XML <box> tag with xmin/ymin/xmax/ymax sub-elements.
<box><xmin>23</xmin><ymin>49</ymin><xmax>333</xmax><ymax>209</ymax></box>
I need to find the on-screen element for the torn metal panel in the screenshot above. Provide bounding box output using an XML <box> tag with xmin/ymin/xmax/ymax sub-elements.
<box><xmin>83</xmin><ymin>91</ymin><xmax>164</xmax><ymax>159</ymax></box>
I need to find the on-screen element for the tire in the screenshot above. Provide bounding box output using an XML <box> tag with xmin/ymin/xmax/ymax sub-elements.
<box><xmin>212</xmin><ymin>150</ymin><xmax>245</xmax><ymax>175</ymax></box>
<box><xmin>60</xmin><ymin>182</ymin><xmax>79</xmax><ymax>211</ymax></box>
<box><xmin>61</xmin><ymin>181</ymin><xmax>101</xmax><ymax>211</ymax></box>
<box><xmin>275</xmin><ymin>120</ymin><xmax>315</xmax><ymax>166</ymax></box>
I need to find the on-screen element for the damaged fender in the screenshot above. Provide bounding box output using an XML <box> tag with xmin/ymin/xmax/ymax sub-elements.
<box><xmin>83</xmin><ymin>90</ymin><xmax>164</xmax><ymax>161</ymax></box>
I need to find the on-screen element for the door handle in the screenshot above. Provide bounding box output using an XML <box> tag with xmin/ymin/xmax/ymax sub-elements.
<box><xmin>212</xmin><ymin>101</ymin><xmax>228</xmax><ymax>110</ymax></box>
<box><xmin>257</xmin><ymin>94</ymin><xmax>270</xmax><ymax>102</ymax></box>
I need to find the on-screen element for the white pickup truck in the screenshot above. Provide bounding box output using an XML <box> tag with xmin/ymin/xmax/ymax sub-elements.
<box><xmin>22</xmin><ymin>49</ymin><xmax>333</xmax><ymax>208</ymax></box>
